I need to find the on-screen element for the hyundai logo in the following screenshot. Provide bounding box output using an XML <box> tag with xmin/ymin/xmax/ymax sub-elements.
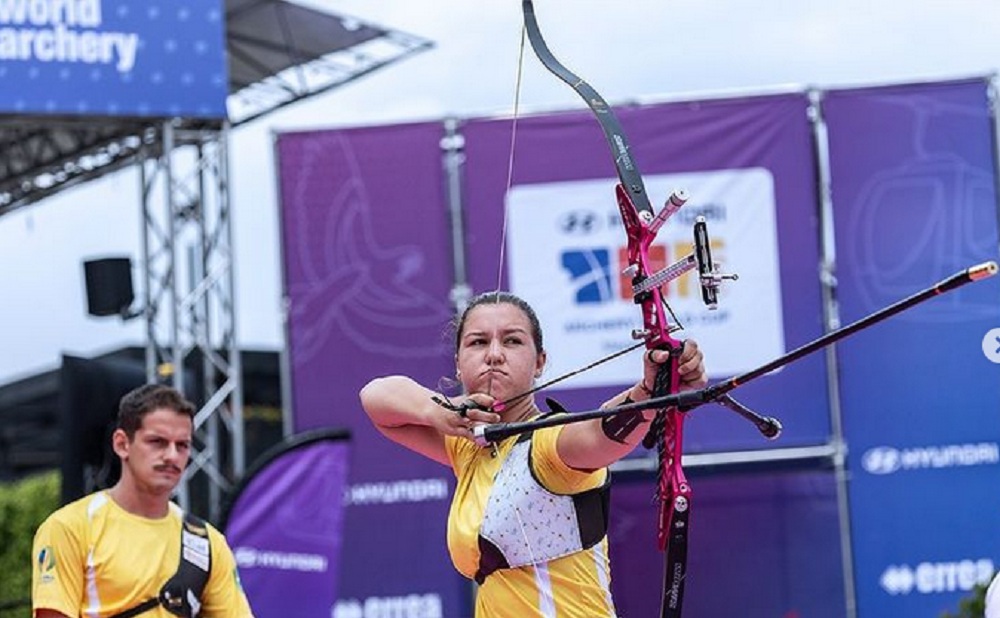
<box><xmin>558</xmin><ymin>210</ymin><xmax>600</xmax><ymax>234</ymax></box>
<box><xmin>861</xmin><ymin>446</ymin><xmax>901</xmax><ymax>475</ymax></box>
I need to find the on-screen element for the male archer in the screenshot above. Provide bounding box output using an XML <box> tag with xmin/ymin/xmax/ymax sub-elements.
<box><xmin>32</xmin><ymin>384</ymin><xmax>253</xmax><ymax>618</ymax></box>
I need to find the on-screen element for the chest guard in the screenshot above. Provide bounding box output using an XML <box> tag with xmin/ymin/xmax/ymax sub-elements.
<box><xmin>474</xmin><ymin>432</ymin><xmax>611</xmax><ymax>584</ymax></box>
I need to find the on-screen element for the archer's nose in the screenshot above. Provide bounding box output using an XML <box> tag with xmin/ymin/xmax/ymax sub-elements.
<box><xmin>485</xmin><ymin>339</ymin><xmax>504</xmax><ymax>364</ymax></box>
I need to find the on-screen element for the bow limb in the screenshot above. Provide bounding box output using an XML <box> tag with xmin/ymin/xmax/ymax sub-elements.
<box><xmin>521</xmin><ymin>0</ymin><xmax>653</xmax><ymax>218</ymax></box>
<box><xmin>521</xmin><ymin>2</ymin><xmax>693</xmax><ymax>616</ymax></box>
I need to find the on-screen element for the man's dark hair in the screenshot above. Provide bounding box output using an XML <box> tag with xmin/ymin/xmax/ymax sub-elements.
<box><xmin>117</xmin><ymin>384</ymin><xmax>196</xmax><ymax>439</ymax></box>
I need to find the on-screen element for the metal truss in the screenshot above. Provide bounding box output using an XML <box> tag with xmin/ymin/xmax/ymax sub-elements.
<box><xmin>139</xmin><ymin>120</ymin><xmax>244</xmax><ymax>520</ymax></box>
<box><xmin>227</xmin><ymin>29</ymin><xmax>433</xmax><ymax>127</ymax></box>
<box><xmin>0</xmin><ymin>118</ymin><xmax>149</xmax><ymax>217</ymax></box>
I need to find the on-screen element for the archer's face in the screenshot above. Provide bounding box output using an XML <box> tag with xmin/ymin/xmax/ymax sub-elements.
<box><xmin>115</xmin><ymin>408</ymin><xmax>192</xmax><ymax>498</ymax></box>
<box><xmin>456</xmin><ymin>302</ymin><xmax>546</xmax><ymax>403</ymax></box>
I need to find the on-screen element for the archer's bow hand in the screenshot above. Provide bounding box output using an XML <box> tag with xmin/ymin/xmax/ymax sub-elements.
<box><xmin>642</xmin><ymin>340</ymin><xmax>707</xmax><ymax>397</ymax></box>
<box><xmin>677</xmin><ymin>340</ymin><xmax>707</xmax><ymax>391</ymax></box>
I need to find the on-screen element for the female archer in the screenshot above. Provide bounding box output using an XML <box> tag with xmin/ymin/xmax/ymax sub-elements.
<box><xmin>360</xmin><ymin>291</ymin><xmax>706</xmax><ymax>617</ymax></box>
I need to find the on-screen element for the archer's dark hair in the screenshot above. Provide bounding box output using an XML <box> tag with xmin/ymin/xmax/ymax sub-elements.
<box><xmin>117</xmin><ymin>384</ymin><xmax>195</xmax><ymax>439</ymax></box>
<box><xmin>452</xmin><ymin>291</ymin><xmax>544</xmax><ymax>354</ymax></box>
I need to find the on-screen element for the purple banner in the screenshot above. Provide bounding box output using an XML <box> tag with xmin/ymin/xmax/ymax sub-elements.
<box><xmin>609</xmin><ymin>469</ymin><xmax>846</xmax><ymax>617</ymax></box>
<box><xmin>824</xmin><ymin>77</ymin><xmax>1000</xmax><ymax>616</ymax></box>
<box><xmin>224</xmin><ymin>431</ymin><xmax>350</xmax><ymax>617</ymax></box>
<box><xmin>461</xmin><ymin>93</ymin><xmax>830</xmax><ymax>452</ymax></box>
<box><xmin>276</xmin><ymin>124</ymin><xmax>467</xmax><ymax>615</ymax></box>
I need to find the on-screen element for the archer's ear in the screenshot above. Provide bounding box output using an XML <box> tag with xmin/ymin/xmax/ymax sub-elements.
<box><xmin>111</xmin><ymin>428</ymin><xmax>130</xmax><ymax>460</ymax></box>
<box><xmin>535</xmin><ymin>350</ymin><xmax>547</xmax><ymax>375</ymax></box>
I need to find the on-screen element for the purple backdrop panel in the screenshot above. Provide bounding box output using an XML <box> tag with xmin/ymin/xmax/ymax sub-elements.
<box><xmin>824</xmin><ymin>77</ymin><xmax>1000</xmax><ymax>617</ymax></box>
<box><xmin>609</xmin><ymin>469</ymin><xmax>845</xmax><ymax>617</ymax></box>
<box><xmin>461</xmin><ymin>93</ymin><xmax>829</xmax><ymax>453</ymax></box>
<box><xmin>276</xmin><ymin>124</ymin><xmax>467</xmax><ymax>615</ymax></box>
<box><xmin>225</xmin><ymin>432</ymin><xmax>350</xmax><ymax>617</ymax></box>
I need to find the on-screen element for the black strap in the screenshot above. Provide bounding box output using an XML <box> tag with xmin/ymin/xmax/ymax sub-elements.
<box><xmin>109</xmin><ymin>598</ymin><xmax>160</xmax><ymax>618</ymax></box>
<box><xmin>108</xmin><ymin>512</ymin><xmax>212</xmax><ymax>618</ymax></box>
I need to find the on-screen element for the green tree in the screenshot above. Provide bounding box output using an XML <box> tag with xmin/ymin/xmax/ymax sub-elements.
<box><xmin>0</xmin><ymin>472</ymin><xmax>60</xmax><ymax>617</ymax></box>
<box><xmin>941</xmin><ymin>579</ymin><xmax>991</xmax><ymax>618</ymax></box>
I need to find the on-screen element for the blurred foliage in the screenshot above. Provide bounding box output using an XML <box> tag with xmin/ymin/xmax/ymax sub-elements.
<box><xmin>0</xmin><ymin>472</ymin><xmax>59</xmax><ymax>618</ymax></box>
<box><xmin>941</xmin><ymin>578</ymin><xmax>991</xmax><ymax>618</ymax></box>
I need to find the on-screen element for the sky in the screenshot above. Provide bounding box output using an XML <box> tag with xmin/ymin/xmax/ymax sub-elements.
<box><xmin>1</xmin><ymin>0</ymin><xmax>999</xmax><ymax>385</ymax></box>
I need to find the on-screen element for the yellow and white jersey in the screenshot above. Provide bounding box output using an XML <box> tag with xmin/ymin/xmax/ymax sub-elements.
<box><xmin>445</xmin><ymin>425</ymin><xmax>616</xmax><ymax>618</ymax></box>
<box><xmin>32</xmin><ymin>491</ymin><xmax>253</xmax><ymax>618</ymax></box>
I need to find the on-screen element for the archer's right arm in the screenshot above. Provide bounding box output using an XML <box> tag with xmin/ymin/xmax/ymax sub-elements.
<box><xmin>32</xmin><ymin>514</ymin><xmax>84</xmax><ymax>618</ymax></box>
<box><xmin>359</xmin><ymin>376</ymin><xmax>499</xmax><ymax>465</ymax></box>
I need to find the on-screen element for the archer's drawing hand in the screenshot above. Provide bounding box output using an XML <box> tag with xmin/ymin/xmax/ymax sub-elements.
<box><xmin>434</xmin><ymin>392</ymin><xmax>502</xmax><ymax>440</ymax></box>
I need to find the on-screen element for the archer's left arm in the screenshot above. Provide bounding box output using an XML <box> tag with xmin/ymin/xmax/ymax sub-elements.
<box><xmin>556</xmin><ymin>340</ymin><xmax>706</xmax><ymax>471</ymax></box>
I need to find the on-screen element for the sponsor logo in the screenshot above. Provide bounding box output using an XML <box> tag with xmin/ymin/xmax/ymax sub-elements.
<box><xmin>234</xmin><ymin>547</ymin><xmax>328</xmax><ymax>573</ymax></box>
<box><xmin>507</xmin><ymin>168</ymin><xmax>782</xmax><ymax>386</ymax></box>
<box><xmin>861</xmin><ymin>443</ymin><xmax>1000</xmax><ymax>475</ymax></box>
<box><xmin>880</xmin><ymin>559</ymin><xmax>994</xmax><ymax>595</ymax></box>
<box><xmin>332</xmin><ymin>593</ymin><xmax>443</xmax><ymax>618</ymax></box>
<box><xmin>558</xmin><ymin>210</ymin><xmax>602</xmax><ymax>235</ymax></box>
<box><xmin>343</xmin><ymin>478</ymin><xmax>449</xmax><ymax>506</ymax></box>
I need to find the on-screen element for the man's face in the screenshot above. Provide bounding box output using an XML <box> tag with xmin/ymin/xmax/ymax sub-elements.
<box><xmin>116</xmin><ymin>408</ymin><xmax>193</xmax><ymax>496</ymax></box>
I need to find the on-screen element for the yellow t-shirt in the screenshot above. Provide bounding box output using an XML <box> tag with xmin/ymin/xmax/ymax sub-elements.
<box><xmin>32</xmin><ymin>491</ymin><xmax>254</xmax><ymax>618</ymax></box>
<box><xmin>444</xmin><ymin>425</ymin><xmax>616</xmax><ymax>618</ymax></box>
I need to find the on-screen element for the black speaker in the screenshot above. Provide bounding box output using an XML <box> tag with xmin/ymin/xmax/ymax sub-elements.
<box><xmin>59</xmin><ymin>355</ymin><xmax>146</xmax><ymax>504</ymax></box>
<box><xmin>83</xmin><ymin>257</ymin><xmax>134</xmax><ymax>317</ymax></box>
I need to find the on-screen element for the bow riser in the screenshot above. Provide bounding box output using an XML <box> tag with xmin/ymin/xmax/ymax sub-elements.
<box><xmin>520</xmin><ymin>3</ymin><xmax>729</xmax><ymax>615</ymax></box>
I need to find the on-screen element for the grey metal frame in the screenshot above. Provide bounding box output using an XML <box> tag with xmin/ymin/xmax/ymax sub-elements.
<box><xmin>139</xmin><ymin>120</ymin><xmax>244</xmax><ymax>521</ymax></box>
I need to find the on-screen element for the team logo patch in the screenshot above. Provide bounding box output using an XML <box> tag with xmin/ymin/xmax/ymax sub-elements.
<box><xmin>37</xmin><ymin>546</ymin><xmax>56</xmax><ymax>583</ymax></box>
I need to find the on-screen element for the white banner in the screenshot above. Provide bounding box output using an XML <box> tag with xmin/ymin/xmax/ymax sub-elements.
<box><xmin>506</xmin><ymin>168</ymin><xmax>784</xmax><ymax>388</ymax></box>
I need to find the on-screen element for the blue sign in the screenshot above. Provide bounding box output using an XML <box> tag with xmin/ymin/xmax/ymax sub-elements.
<box><xmin>825</xmin><ymin>77</ymin><xmax>1000</xmax><ymax>617</ymax></box>
<box><xmin>0</xmin><ymin>0</ymin><xmax>227</xmax><ymax>118</ymax></box>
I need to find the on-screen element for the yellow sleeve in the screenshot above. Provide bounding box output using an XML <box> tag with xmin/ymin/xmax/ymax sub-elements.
<box><xmin>200</xmin><ymin>527</ymin><xmax>255</xmax><ymax>618</ymax></box>
<box><xmin>444</xmin><ymin>434</ymin><xmax>478</xmax><ymax>476</ymax></box>
<box><xmin>31</xmin><ymin>514</ymin><xmax>85</xmax><ymax>617</ymax></box>
<box><xmin>530</xmin><ymin>425</ymin><xmax>607</xmax><ymax>494</ymax></box>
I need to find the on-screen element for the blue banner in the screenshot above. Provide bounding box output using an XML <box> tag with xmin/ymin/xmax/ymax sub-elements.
<box><xmin>0</xmin><ymin>0</ymin><xmax>227</xmax><ymax>118</ymax></box>
<box><xmin>824</xmin><ymin>77</ymin><xmax>1000</xmax><ymax>617</ymax></box>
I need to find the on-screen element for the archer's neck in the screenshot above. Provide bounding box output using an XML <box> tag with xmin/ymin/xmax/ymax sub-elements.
<box><xmin>501</xmin><ymin>398</ymin><xmax>540</xmax><ymax>424</ymax></box>
<box><xmin>107</xmin><ymin>477</ymin><xmax>173</xmax><ymax>519</ymax></box>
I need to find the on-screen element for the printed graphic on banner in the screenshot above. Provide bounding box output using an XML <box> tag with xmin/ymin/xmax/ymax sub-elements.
<box><xmin>880</xmin><ymin>558</ymin><xmax>994</xmax><ymax>596</ymax></box>
<box><xmin>0</xmin><ymin>0</ymin><xmax>227</xmax><ymax>117</ymax></box>
<box><xmin>333</xmin><ymin>593</ymin><xmax>443</xmax><ymax>618</ymax></box>
<box><xmin>861</xmin><ymin>442</ymin><xmax>1000</xmax><ymax>475</ymax></box>
<box><xmin>507</xmin><ymin>168</ymin><xmax>783</xmax><ymax>387</ymax></box>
